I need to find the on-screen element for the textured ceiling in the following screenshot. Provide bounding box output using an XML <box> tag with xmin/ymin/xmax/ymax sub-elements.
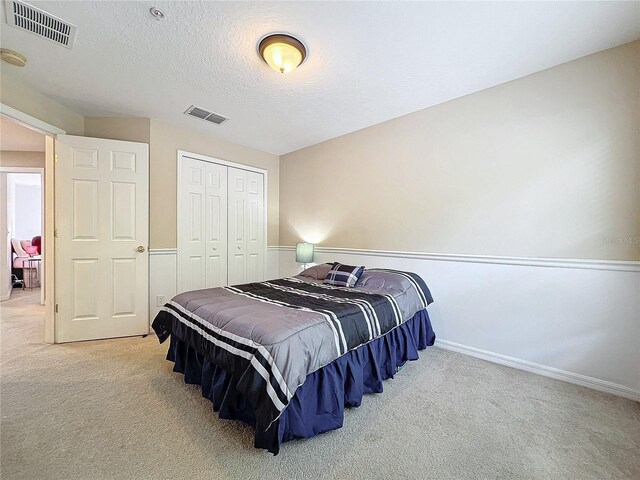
<box><xmin>1</xmin><ymin>1</ymin><xmax>639</xmax><ymax>155</ymax></box>
<box><xmin>0</xmin><ymin>117</ymin><xmax>45</xmax><ymax>152</ymax></box>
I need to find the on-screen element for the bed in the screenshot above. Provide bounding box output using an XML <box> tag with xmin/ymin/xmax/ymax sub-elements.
<box><xmin>152</xmin><ymin>263</ymin><xmax>435</xmax><ymax>454</ymax></box>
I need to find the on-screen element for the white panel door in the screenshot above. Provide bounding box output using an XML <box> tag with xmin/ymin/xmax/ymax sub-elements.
<box><xmin>204</xmin><ymin>162</ymin><xmax>227</xmax><ymax>288</ymax></box>
<box><xmin>227</xmin><ymin>168</ymin><xmax>246</xmax><ymax>286</ymax></box>
<box><xmin>245</xmin><ymin>171</ymin><xmax>264</xmax><ymax>283</ymax></box>
<box><xmin>227</xmin><ymin>167</ymin><xmax>265</xmax><ymax>285</ymax></box>
<box><xmin>179</xmin><ymin>158</ymin><xmax>228</xmax><ymax>292</ymax></box>
<box><xmin>55</xmin><ymin>135</ymin><xmax>149</xmax><ymax>343</ymax></box>
<box><xmin>179</xmin><ymin>157</ymin><xmax>206</xmax><ymax>292</ymax></box>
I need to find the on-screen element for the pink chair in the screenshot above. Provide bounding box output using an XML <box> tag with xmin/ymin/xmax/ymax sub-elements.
<box><xmin>31</xmin><ymin>236</ymin><xmax>41</xmax><ymax>255</ymax></box>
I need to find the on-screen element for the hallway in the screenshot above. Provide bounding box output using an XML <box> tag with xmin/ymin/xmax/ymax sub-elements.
<box><xmin>1</xmin><ymin>289</ymin><xmax>44</xmax><ymax>361</ymax></box>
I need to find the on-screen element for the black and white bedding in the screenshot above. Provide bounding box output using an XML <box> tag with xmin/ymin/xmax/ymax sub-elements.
<box><xmin>152</xmin><ymin>265</ymin><xmax>433</xmax><ymax>433</ymax></box>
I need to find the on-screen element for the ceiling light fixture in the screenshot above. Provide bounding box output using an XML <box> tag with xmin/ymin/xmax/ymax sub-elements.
<box><xmin>258</xmin><ymin>34</ymin><xmax>307</xmax><ymax>74</ymax></box>
<box><xmin>0</xmin><ymin>48</ymin><xmax>26</xmax><ymax>67</ymax></box>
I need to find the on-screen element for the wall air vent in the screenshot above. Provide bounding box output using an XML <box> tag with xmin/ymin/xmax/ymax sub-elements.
<box><xmin>5</xmin><ymin>0</ymin><xmax>77</xmax><ymax>48</ymax></box>
<box><xmin>184</xmin><ymin>105</ymin><xmax>229</xmax><ymax>125</ymax></box>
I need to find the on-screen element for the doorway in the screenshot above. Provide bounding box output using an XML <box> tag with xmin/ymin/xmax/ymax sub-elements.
<box><xmin>0</xmin><ymin>117</ymin><xmax>46</xmax><ymax>307</ymax></box>
<box><xmin>0</xmin><ymin>106</ymin><xmax>60</xmax><ymax>344</ymax></box>
<box><xmin>5</xmin><ymin>172</ymin><xmax>44</xmax><ymax>297</ymax></box>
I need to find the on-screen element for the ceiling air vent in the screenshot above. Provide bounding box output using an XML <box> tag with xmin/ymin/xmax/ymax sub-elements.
<box><xmin>5</xmin><ymin>0</ymin><xmax>77</xmax><ymax>49</ymax></box>
<box><xmin>184</xmin><ymin>105</ymin><xmax>229</xmax><ymax>125</ymax></box>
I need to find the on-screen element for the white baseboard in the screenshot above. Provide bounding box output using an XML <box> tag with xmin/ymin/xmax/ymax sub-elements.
<box><xmin>435</xmin><ymin>339</ymin><xmax>639</xmax><ymax>402</ymax></box>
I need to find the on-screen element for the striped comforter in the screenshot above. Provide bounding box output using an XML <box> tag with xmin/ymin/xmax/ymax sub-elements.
<box><xmin>152</xmin><ymin>267</ymin><xmax>433</xmax><ymax>432</ymax></box>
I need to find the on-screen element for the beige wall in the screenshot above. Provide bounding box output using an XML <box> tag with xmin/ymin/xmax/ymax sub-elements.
<box><xmin>0</xmin><ymin>73</ymin><xmax>84</xmax><ymax>135</ymax></box>
<box><xmin>280</xmin><ymin>41</ymin><xmax>640</xmax><ymax>261</ymax></box>
<box><xmin>0</xmin><ymin>151</ymin><xmax>45</xmax><ymax>168</ymax></box>
<box><xmin>150</xmin><ymin>119</ymin><xmax>279</xmax><ymax>249</ymax></box>
<box><xmin>84</xmin><ymin>117</ymin><xmax>151</xmax><ymax>144</ymax></box>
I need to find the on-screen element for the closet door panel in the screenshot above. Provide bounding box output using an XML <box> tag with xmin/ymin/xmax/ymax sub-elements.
<box><xmin>179</xmin><ymin>158</ymin><xmax>206</xmax><ymax>293</ymax></box>
<box><xmin>205</xmin><ymin>163</ymin><xmax>228</xmax><ymax>288</ymax></box>
<box><xmin>186</xmin><ymin>255</ymin><xmax>203</xmax><ymax>292</ymax></box>
<box><xmin>229</xmin><ymin>252</ymin><xmax>246</xmax><ymax>285</ymax></box>
<box><xmin>227</xmin><ymin>168</ymin><xmax>247</xmax><ymax>286</ymax></box>
<box><xmin>180</xmin><ymin>159</ymin><xmax>264</xmax><ymax>292</ymax></box>
<box><xmin>245</xmin><ymin>171</ymin><xmax>264</xmax><ymax>283</ymax></box>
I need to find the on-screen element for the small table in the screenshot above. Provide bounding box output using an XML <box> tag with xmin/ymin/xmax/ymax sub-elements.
<box><xmin>24</xmin><ymin>256</ymin><xmax>41</xmax><ymax>290</ymax></box>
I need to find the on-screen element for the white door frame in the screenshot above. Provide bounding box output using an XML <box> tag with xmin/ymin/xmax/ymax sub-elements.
<box><xmin>0</xmin><ymin>104</ymin><xmax>66</xmax><ymax>135</ymax></box>
<box><xmin>176</xmin><ymin>150</ymin><xmax>268</xmax><ymax>291</ymax></box>
<box><xmin>1</xmin><ymin>103</ymin><xmax>66</xmax><ymax>343</ymax></box>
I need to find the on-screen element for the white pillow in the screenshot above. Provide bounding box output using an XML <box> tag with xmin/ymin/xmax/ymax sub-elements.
<box><xmin>11</xmin><ymin>239</ymin><xmax>28</xmax><ymax>257</ymax></box>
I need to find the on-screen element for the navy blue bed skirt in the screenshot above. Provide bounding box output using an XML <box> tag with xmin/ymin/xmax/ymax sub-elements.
<box><xmin>166</xmin><ymin>308</ymin><xmax>435</xmax><ymax>454</ymax></box>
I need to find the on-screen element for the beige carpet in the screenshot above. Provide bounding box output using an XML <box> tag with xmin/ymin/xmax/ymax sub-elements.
<box><xmin>1</xmin><ymin>290</ymin><xmax>639</xmax><ymax>480</ymax></box>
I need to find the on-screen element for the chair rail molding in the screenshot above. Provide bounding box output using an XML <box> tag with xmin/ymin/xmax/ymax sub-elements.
<box><xmin>275</xmin><ymin>245</ymin><xmax>640</xmax><ymax>272</ymax></box>
<box><xmin>148</xmin><ymin>248</ymin><xmax>178</xmax><ymax>255</ymax></box>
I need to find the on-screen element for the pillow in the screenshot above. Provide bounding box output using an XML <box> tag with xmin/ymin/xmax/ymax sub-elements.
<box><xmin>324</xmin><ymin>262</ymin><xmax>365</xmax><ymax>288</ymax></box>
<box><xmin>11</xmin><ymin>239</ymin><xmax>28</xmax><ymax>258</ymax></box>
<box><xmin>299</xmin><ymin>263</ymin><xmax>332</xmax><ymax>280</ymax></box>
<box><xmin>24</xmin><ymin>246</ymin><xmax>38</xmax><ymax>255</ymax></box>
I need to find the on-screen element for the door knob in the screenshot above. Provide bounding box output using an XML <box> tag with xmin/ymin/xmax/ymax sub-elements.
<box><xmin>136</xmin><ymin>245</ymin><xmax>146</xmax><ymax>253</ymax></box>
<box><xmin>237</xmin><ymin>245</ymin><xmax>241</xmax><ymax>249</ymax></box>
<box><xmin>212</xmin><ymin>246</ymin><xmax>217</xmax><ymax>251</ymax></box>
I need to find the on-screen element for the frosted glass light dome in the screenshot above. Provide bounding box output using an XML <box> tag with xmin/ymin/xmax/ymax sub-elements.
<box><xmin>259</xmin><ymin>34</ymin><xmax>307</xmax><ymax>74</ymax></box>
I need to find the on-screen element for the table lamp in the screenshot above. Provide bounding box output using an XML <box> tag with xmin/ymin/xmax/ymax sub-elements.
<box><xmin>295</xmin><ymin>242</ymin><xmax>314</xmax><ymax>270</ymax></box>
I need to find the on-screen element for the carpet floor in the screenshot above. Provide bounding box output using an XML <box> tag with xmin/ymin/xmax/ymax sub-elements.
<box><xmin>1</xmin><ymin>290</ymin><xmax>638</xmax><ymax>480</ymax></box>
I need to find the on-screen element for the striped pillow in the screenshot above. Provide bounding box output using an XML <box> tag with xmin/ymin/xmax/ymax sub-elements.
<box><xmin>324</xmin><ymin>262</ymin><xmax>365</xmax><ymax>288</ymax></box>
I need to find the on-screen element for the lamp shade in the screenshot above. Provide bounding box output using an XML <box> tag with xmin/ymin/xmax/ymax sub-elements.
<box><xmin>295</xmin><ymin>242</ymin><xmax>314</xmax><ymax>264</ymax></box>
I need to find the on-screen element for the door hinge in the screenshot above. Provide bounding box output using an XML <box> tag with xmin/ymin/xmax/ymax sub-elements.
<box><xmin>54</xmin><ymin>154</ymin><xmax>58</xmax><ymax>164</ymax></box>
<box><xmin>55</xmin><ymin>304</ymin><xmax>58</xmax><ymax>313</ymax></box>
<box><xmin>54</xmin><ymin>229</ymin><xmax>58</xmax><ymax>238</ymax></box>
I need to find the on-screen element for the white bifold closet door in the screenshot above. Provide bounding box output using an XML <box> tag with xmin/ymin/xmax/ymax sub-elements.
<box><xmin>179</xmin><ymin>157</ymin><xmax>228</xmax><ymax>292</ymax></box>
<box><xmin>227</xmin><ymin>168</ymin><xmax>265</xmax><ymax>285</ymax></box>
<box><xmin>179</xmin><ymin>157</ymin><xmax>264</xmax><ymax>293</ymax></box>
